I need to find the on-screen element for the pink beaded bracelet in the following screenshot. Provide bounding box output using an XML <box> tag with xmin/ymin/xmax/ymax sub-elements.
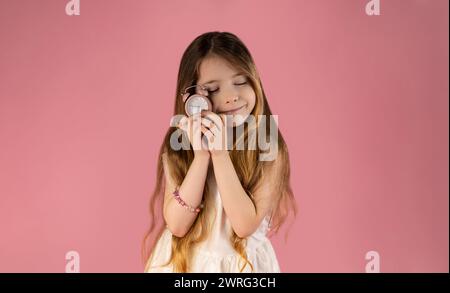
<box><xmin>173</xmin><ymin>187</ymin><xmax>204</xmax><ymax>213</ymax></box>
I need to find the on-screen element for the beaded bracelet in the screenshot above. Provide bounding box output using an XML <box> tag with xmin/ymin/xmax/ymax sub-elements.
<box><xmin>173</xmin><ymin>187</ymin><xmax>204</xmax><ymax>213</ymax></box>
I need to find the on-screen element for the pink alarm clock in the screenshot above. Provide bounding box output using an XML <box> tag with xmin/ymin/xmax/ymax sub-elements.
<box><xmin>181</xmin><ymin>85</ymin><xmax>212</xmax><ymax>116</ymax></box>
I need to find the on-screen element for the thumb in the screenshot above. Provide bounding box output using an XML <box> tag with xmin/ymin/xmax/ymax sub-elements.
<box><xmin>176</xmin><ymin>115</ymin><xmax>188</xmax><ymax>131</ymax></box>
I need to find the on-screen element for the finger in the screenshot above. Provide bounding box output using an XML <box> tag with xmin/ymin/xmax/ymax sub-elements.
<box><xmin>203</xmin><ymin>130</ymin><xmax>215</xmax><ymax>147</ymax></box>
<box><xmin>200</xmin><ymin>117</ymin><xmax>214</xmax><ymax>129</ymax></box>
<box><xmin>176</xmin><ymin>116</ymin><xmax>189</xmax><ymax>132</ymax></box>
<box><xmin>192</xmin><ymin>113</ymin><xmax>202</xmax><ymax>124</ymax></box>
<box><xmin>172</xmin><ymin>115</ymin><xmax>186</xmax><ymax>126</ymax></box>
<box><xmin>201</xmin><ymin>111</ymin><xmax>223</xmax><ymax>130</ymax></box>
<box><xmin>186</xmin><ymin>115</ymin><xmax>200</xmax><ymax>133</ymax></box>
<box><xmin>201</xmin><ymin>119</ymin><xmax>221</xmax><ymax>138</ymax></box>
<box><xmin>188</xmin><ymin>114</ymin><xmax>200</xmax><ymax>129</ymax></box>
<box><xmin>189</xmin><ymin>118</ymin><xmax>204</xmax><ymax>150</ymax></box>
<box><xmin>191</xmin><ymin>116</ymin><xmax>203</xmax><ymax>136</ymax></box>
<box><xmin>200</xmin><ymin>125</ymin><xmax>210</xmax><ymax>135</ymax></box>
<box><xmin>201</xmin><ymin>135</ymin><xmax>209</xmax><ymax>150</ymax></box>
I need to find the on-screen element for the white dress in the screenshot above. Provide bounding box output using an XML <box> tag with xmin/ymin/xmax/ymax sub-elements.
<box><xmin>145</xmin><ymin>168</ymin><xmax>281</xmax><ymax>273</ymax></box>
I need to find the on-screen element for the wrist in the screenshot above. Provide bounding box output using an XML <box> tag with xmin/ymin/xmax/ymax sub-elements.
<box><xmin>210</xmin><ymin>150</ymin><xmax>229</xmax><ymax>159</ymax></box>
<box><xmin>194</xmin><ymin>151</ymin><xmax>211</xmax><ymax>161</ymax></box>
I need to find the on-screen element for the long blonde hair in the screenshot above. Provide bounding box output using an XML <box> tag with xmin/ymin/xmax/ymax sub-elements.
<box><xmin>142</xmin><ymin>31</ymin><xmax>297</xmax><ymax>272</ymax></box>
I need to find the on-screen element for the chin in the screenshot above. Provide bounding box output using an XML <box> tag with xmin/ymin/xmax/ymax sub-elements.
<box><xmin>226</xmin><ymin>113</ymin><xmax>250</xmax><ymax>127</ymax></box>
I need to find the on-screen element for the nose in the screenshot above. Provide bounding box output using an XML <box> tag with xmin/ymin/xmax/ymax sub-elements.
<box><xmin>225</xmin><ymin>96</ymin><xmax>239</xmax><ymax>104</ymax></box>
<box><xmin>220</xmin><ymin>87</ymin><xmax>240</xmax><ymax>104</ymax></box>
<box><xmin>212</xmin><ymin>87</ymin><xmax>240</xmax><ymax>112</ymax></box>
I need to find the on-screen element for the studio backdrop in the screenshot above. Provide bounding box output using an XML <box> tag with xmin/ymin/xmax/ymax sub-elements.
<box><xmin>0</xmin><ymin>0</ymin><xmax>448</xmax><ymax>272</ymax></box>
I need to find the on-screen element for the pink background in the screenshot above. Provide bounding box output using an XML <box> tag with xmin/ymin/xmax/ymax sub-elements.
<box><xmin>0</xmin><ymin>0</ymin><xmax>448</xmax><ymax>273</ymax></box>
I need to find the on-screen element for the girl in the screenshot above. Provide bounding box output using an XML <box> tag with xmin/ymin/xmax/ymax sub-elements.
<box><xmin>142</xmin><ymin>31</ymin><xmax>297</xmax><ymax>273</ymax></box>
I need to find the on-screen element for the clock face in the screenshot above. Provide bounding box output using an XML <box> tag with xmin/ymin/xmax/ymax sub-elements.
<box><xmin>185</xmin><ymin>95</ymin><xmax>211</xmax><ymax>116</ymax></box>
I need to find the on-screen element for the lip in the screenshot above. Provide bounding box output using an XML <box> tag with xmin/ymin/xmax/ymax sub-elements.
<box><xmin>220</xmin><ymin>104</ymin><xmax>246</xmax><ymax>115</ymax></box>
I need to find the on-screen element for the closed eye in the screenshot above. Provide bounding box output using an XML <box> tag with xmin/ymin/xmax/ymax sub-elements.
<box><xmin>206</xmin><ymin>81</ymin><xmax>247</xmax><ymax>95</ymax></box>
<box><xmin>207</xmin><ymin>88</ymin><xmax>219</xmax><ymax>95</ymax></box>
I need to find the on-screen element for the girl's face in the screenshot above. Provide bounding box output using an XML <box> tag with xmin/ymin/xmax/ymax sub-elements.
<box><xmin>197</xmin><ymin>56</ymin><xmax>256</xmax><ymax>126</ymax></box>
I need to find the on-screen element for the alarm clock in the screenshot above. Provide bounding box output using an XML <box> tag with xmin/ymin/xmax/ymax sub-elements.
<box><xmin>181</xmin><ymin>84</ymin><xmax>212</xmax><ymax>116</ymax></box>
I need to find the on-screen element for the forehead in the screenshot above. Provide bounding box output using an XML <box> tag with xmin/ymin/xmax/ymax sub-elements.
<box><xmin>197</xmin><ymin>56</ymin><xmax>240</xmax><ymax>84</ymax></box>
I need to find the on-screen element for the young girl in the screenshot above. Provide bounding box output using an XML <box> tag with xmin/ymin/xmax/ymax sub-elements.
<box><xmin>142</xmin><ymin>31</ymin><xmax>297</xmax><ymax>273</ymax></box>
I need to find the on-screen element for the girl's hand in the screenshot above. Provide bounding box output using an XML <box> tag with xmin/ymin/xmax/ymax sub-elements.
<box><xmin>177</xmin><ymin>114</ymin><xmax>210</xmax><ymax>158</ymax></box>
<box><xmin>200</xmin><ymin>110</ymin><xmax>230</xmax><ymax>157</ymax></box>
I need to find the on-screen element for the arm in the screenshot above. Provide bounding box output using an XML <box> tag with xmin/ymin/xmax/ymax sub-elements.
<box><xmin>163</xmin><ymin>152</ymin><xmax>210</xmax><ymax>237</ymax></box>
<box><xmin>211</xmin><ymin>151</ymin><xmax>280</xmax><ymax>238</ymax></box>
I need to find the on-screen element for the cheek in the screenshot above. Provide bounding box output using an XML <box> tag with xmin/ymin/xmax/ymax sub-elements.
<box><xmin>243</xmin><ymin>89</ymin><xmax>256</xmax><ymax>112</ymax></box>
<box><xmin>211</xmin><ymin>99</ymin><xmax>219</xmax><ymax>112</ymax></box>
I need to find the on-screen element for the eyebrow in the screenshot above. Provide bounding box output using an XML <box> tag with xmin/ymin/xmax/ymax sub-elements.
<box><xmin>201</xmin><ymin>73</ymin><xmax>245</xmax><ymax>85</ymax></box>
